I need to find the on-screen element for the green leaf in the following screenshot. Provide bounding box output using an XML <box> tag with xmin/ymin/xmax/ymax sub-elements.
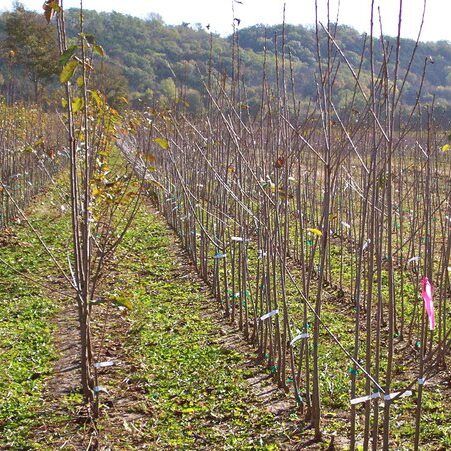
<box><xmin>71</xmin><ymin>97</ymin><xmax>83</xmax><ymax>113</ymax></box>
<box><xmin>154</xmin><ymin>137</ymin><xmax>170</xmax><ymax>150</ymax></box>
<box><xmin>59</xmin><ymin>45</ymin><xmax>78</xmax><ymax>66</ymax></box>
<box><xmin>60</xmin><ymin>59</ymin><xmax>78</xmax><ymax>83</ymax></box>
<box><xmin>93</xmin><ymin>44</ymin><xmax>105</xmax><ymax>57</ymax></box>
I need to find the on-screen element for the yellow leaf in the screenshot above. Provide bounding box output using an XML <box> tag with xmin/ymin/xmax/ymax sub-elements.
<box><xmin>111</xmin><ymin>295</ymin><xmax>133</xmax><ymax>310</ymax></box>
<box><xmin>93</xmin><ymin>44</ymin><xmax>106</xmax><ymax>57</ymax></box>
<box><xmin>90</xmin><ymin>90</ymin><xmax>104</xmax><ymax>108</ymax></box>
<box><xmin>441</xmin><ymin>144</ymin><xmax>451</xmax><ymax>152</ymax></box>
<box><xmin>307</xmin><ymin>228</ymin><xmax>323</xmax><ymax>237</ymax></box>
<box><xmin>154</xmin><ymin>137</ymin><xmax>169</xmax><ymax>150</ymax></box>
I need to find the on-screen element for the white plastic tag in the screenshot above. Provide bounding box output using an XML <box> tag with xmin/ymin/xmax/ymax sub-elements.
<box><xmin>350</xmin><ymin>392</ymin><xmax>380</xmax><ymax>405</ymax></box>
<box><xmin>260</xmin><ymin>309</ymin><xmax>279</xmax><ymax>321</ymax></box>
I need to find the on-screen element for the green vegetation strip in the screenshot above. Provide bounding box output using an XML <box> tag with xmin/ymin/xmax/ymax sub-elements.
<box><xmin>0</xmin><ymin>196</ymin><xmax>70</xmax><ymax>448</ymax></box>
<box><xmin>0</xmin><ymin>186</ymin><xmax>298</xmax><ymax>449</ymax></box>
<box><xmin>1</xmin><ymin>189</ymin><xmax>449</xmax><ymax>449</ymax></box>
<box><xmin>116</xmin><ymin>206</ymin><xmax>296</xmax><ymax>449</ymax></box>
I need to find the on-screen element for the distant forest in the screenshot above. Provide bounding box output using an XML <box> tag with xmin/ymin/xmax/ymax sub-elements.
<box><xmin>0</xmin><ymin>6</ymin><xmax>450</xmax><ymax>117</ymax></box>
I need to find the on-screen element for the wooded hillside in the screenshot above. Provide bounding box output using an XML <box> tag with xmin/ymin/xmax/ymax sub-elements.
<box><xmin>0</xmin><ymin>7</ymin><xmax>450</xmax><ymax>116</ymax></box>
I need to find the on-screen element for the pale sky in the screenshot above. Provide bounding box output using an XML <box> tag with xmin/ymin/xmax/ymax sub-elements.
<box><xmin>1</xmin><ymin>0</ymin><xmax>450</xmax><ymax>42</ymax></box>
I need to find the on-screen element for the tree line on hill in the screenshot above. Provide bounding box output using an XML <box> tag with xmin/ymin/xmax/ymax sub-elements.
<box><xmin>0</xmin><ymin>4</ymin><xmax>450</xmax><ymax>120</ymax></box>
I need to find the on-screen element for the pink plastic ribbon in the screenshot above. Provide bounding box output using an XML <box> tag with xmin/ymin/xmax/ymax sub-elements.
<box><xmin>421</xmin><ymin>277</ymin><xmax>435</xmax><ymax>330</ymax></box>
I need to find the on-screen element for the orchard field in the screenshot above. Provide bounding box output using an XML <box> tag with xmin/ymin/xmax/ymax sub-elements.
<box><xmin>0</xmin><ymin>1</ymin><xmax>450</xmax><ymax>449</ymax></box>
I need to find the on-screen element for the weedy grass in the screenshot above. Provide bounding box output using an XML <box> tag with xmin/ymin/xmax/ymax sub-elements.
<box><xmin>114</xmin><ymin>206</ymin><xmax>297</xmax><ymax>449</ymax></box>
<box><xmin>0</xmin><ymin>190</ymin><xmax>71</xmax><ymax>448</ymax></box>
<box><xmin>2</xmin><ymin>182</ymin><xmax>448</xmax><ymax>449</ymax></box>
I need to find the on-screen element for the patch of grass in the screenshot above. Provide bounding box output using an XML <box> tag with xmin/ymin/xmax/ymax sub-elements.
<box><xmin>0</xmin><ymin>192</ymin><xmax>70</xmax><ymax>448</ymax></box>
<box><xmin>114</xmin><ymin>206</ymin><xmax>295</xmax><ymax>449</ymax></box>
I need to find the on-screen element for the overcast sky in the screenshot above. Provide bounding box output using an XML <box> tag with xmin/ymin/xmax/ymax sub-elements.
<box><xmin>0</xmin><ymin>0</ymin><xmax>450</xmax><ymax>42</ymax></box>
